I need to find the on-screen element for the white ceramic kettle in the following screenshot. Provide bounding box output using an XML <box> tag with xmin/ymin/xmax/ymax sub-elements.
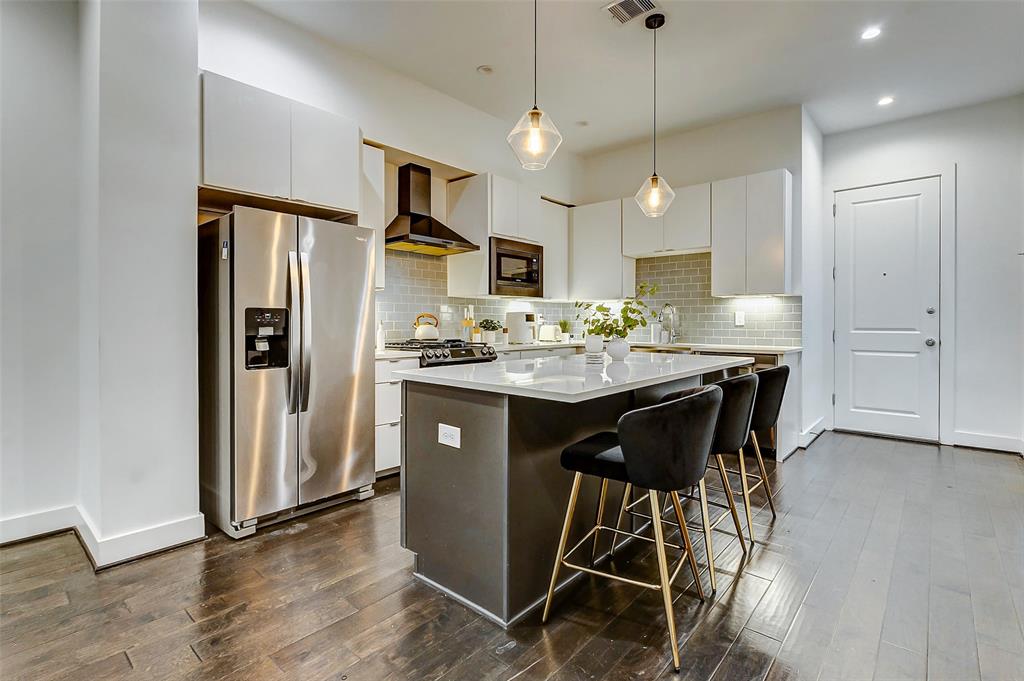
<box><xmin>413</xmin><ymin>312</ymin><xmax>440</xmax><ymax>340</ymax></box>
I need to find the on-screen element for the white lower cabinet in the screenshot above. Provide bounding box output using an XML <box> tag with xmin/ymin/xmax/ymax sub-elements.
<box><xmin>374</xmin><ymin>357</ymin><xmax>418</xmax><ymax>475</ymax></box>
<box><xmin>375</xmin><ymin>422</ymin><xmax>401</xmax><ymax>473</ymax></box>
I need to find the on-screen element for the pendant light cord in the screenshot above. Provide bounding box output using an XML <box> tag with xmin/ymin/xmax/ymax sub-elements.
<box><xmin>533</xmin><ymin>0</ymin><xmax>538</xmax><ymax>107</ymax></box>
<box><xmin>652</xmin><ymin>22</ymin><xmax>657</xmax><ymax>175</ymax></box>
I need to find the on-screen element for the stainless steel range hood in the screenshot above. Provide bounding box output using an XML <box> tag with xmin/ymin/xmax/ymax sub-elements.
<box><xmin>385</xmin><ymin>163</ymin><xmax>479</xmax><ymax>256</ymax></box>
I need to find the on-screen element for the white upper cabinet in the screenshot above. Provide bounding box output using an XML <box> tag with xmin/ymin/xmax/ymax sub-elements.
<box><xmin>621</xmin><ymin>199</ymin><xmax>663</xmax><ymax>257</ymax></box>
<box><xmin>745</xmin><ymin>169</ymin><xmax>792</xmax><ymax>294</ymax></box>
<box><xmin>711</xmin><ymin>169</ymin><xmax>792</xmax><ymax>296</ymax></box>
<box><xmin>201</xmin><ymin>72</ymin><xmax>361</xmax><ymax>212</ymax></box>
<box><xmin>711</xmin><ymin>175</ymin><xmax>747</xmax><ymax>296</ymax></box>
<box><xmin>621</xmin><ymin>182</ymin><xmax>711</xmax><ymax>257</ymax></box>
<box><xmin>490</xmin><ymin>174</ymin><xmax>519</xmax><ymax>239</ymax></box>
<box><xmin>202</xmin><ymin>72</ymin><xmax>290</xmax><ymax>199</ymax></box>
<box><xmin>570</xmin><ymin>199</ymin><xmax>635</xmax><ymax>300</ymax></box>
<box><xmin>540</xmin><ymin>200</ymin><xmax>569</xmax><ymax>300</ymax></box>
<box><xmin>290</xmin><ymin>101</ymin><xmax>360</xmax><ymax>212</ymax></box>
<box><xmin>517</xmin><ymin>186</ymin><xmax>544</xmax><ymax>244</ymax></box>
<box><xmin>360</xmin><ymin>144</ymin><xmax>386</xmax><ymax>290</ymax></box>
<box><xmin>663</xmin><ymin>182</ymin><xmax>711</xmax><ymax>252</ymax></box>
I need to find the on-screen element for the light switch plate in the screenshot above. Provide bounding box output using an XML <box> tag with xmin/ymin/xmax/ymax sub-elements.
<box><xmin>734</xmin><ymin>311</ymin><xmax>745</xmax><ymax>327</ymax></box>
<box><xmin>438</xmin><ymin>423</ymin><xmax>461</xmax><ymax>449</ymax></box>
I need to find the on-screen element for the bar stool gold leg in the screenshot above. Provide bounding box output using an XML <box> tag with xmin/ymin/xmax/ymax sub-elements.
<box><xmin>697</xmin><ymin>479</ymin><xmax>717</xmax><ymax>593</ymax></box>
<box><xmin>590</xmin><ymin>478</ymin><xmax>609</xmax><ymax>565</ymax></box>
<box><xmin>609</xmin><ymin>483</ymin><xmax>632</xmax><ymax>557</ymax></box>
<box><xmin>751</xmin><ymin>432</ymin><xmax>777</xmax><ymax>517</ymax></box>
<box><xmin>736</xmin><ymin>448</ymin><xmax>756</xmax><ymax>546</ymax></box>
<box><xmin>542</xmin><ymin>472</ymin><xmax>583</xmax><ymax>623</ymax></box>
<box><xmin>649</xmin><ymin>490</ymin><xmax>681</xmax><ymax>672</ymax></box>
<box><xmin>670</xmin><ymin>491</ymin><xmax>704</xmax><ymax>602</ymax></box>
<box><xmin>715</xmin><ymin>454</ymin><xmax>748</xmax><ymax>555</ymax></box>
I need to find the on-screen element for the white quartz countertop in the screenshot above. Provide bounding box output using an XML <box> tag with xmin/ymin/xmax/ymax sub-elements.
<box><xmin>395</xmin><ymin>352</ymin><xmax>754</xmax><ymax>403</ymax></box>
<box><xmin>489</xmin><ymin>341</ymin><xmax>802</xmax><ymax>355</ymax></box>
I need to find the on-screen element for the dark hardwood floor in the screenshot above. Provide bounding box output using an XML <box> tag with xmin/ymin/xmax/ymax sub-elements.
<box><xmin>2</xmin><ymin>432</ymin><xmax>1023</xmax><ymax>681</ymax></box>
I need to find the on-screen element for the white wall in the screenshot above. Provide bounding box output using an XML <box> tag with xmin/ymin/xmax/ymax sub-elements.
<box><xmin>800</xmin><ymin>109</ymin><xmax>826</xmax><ymax>443</ymax></box>
<box><xmin>77</xmin><ymin>0</ymin><xmax>204</xmax><ymax>563</ymax></box>
<box><xmin>579</xmin><ymin>106</ymin><xmax>803</xmax><ymax>207</ymax></box>
<box><xmin>197</xmin><ymin>0</ymin><xmax>583</xmax><ymax>204</ymax></box>
<box><xmin>824</xmin><ymin>94</ymin><xmax>1024</xmax><ymax>454</ymax></box>
<box><xmin>0</xmin><ymin>1</ymin><xmax>82</xmax><ymax>540</ymax></box>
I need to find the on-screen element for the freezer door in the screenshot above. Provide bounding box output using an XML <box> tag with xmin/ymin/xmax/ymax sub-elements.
<box><xmin>297</xmin><ymin>217</ymin><xmax>376</xmax><ymax>504</ymax></box>
<box><xmin>231</xmin><ymin>207</ymin><xmax>300</xmax><ymax>522</ymax></box>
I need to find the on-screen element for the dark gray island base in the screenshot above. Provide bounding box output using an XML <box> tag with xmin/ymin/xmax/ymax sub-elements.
<box><xmin>397</xmin><ymin>353</ymin><xmax>752</xmax><ymax>627</ymax></box>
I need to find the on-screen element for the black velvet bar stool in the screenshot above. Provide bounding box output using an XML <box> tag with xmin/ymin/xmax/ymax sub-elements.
<box><xmin>745</xmin><ymin>365</ymin><xmax>790</xmax><ymax>517</ymax></box>
<box><xmin>541</xmin><ymin>385</ymin><xmax>723</xmax><ymax>672</ymax></box>
<box><xmin>705</xmin><ymin>373</ymin><xmax>760</xmax><ymax>548</ymax></box>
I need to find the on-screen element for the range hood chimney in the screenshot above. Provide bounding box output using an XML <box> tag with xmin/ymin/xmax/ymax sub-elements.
<box><xmin>384</xmin><ymin>164</ymin><xmax>479</xmax><ymax>256</ymax></box>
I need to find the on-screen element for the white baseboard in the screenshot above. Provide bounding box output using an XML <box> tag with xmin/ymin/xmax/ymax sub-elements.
<box><xmin>954</xmin><ymin>430</ymin><xmax>1024</xmax><ymax>456</ymax></box>
<box><xmin>94</xmin><ymin>513</ymin><xmax>205</xmax><ymax>567</ymax></box>
<box><xmin>0</xmin><ymin>505</ymin><xmax>204</xmax><ymax>567</ymax></box>
<box><xmin>799</xmin><ymin>417</ymin><xmax>825</xmax><ymax>448</ymax></box>
<box><xmin>0</xmin><ymin>505</ymin><xmax>82</xmax><ymax>544</ymax></box>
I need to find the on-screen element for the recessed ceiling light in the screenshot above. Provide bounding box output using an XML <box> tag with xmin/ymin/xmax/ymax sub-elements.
<box><xmin>861</xmin><ymin>25</ymin><xmax>881</xmax><ymax>40</ymax></box>
<box><xmin>575</xmin><ymin>120</ymin><xmax>590</xmax><ymax>127</ymax></box>
<box><xmin>877</xmin><ymin>95</ymin><xmax>894</xmax><ymax>106</ymax></box>
<box><xmin>476</xmin><ymin>65</ymin><xmax>493</xmax><ymax>75</ymax></box>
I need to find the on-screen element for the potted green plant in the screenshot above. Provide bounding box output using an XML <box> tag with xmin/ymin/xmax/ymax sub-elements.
<box><xmin>557</xmin><ymin>319</ymin><xmax>571</xmax><ymax>341</ymax></box>
<box><xmin>575</xmin><ymin>283</ymin><xmax>659</xmax><ymax>360</ymax></box>
<box><xmin>478</xmin><ymin>318</ymin><xmax>502</xmax><ymax>344</ymax></box>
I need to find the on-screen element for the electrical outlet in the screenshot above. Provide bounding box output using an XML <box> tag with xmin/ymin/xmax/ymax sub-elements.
<box><xmin>438</xmin><ymin>423</ymin><xmax>461</xmax><ymax>449</ymax></box>
<box><xmin>734</xmin><ymin>311</ymin><xmax>746</xmax><ymax>327</ymax></box>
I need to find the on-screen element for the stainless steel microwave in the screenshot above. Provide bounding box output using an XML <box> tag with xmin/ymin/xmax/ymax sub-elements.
<box><xmin>489</xmin><ymin>237</ymin><xmax>543</xmax><ymax>297</ymax></box>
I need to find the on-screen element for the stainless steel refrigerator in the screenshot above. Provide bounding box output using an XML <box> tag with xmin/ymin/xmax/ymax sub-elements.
<box><xmin>198</xmin><ymin>206</ymin><xmax>375</xmax><ymax>539</ymax></box>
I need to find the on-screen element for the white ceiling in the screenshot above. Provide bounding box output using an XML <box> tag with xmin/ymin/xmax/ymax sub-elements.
<box><xmin>254</xmin><ymin>0</ymin><xmax>1024</xmax><ymax>155</ymax></box>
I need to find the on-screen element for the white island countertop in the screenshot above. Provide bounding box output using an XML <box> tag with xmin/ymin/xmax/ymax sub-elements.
<box><xmin>395</xmin><ymin>352</ymin><xmax>753</xmax><ymax>403</ymax></box>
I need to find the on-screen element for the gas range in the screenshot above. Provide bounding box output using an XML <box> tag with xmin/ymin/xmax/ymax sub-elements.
<box><xmin>385</xmin><ymin>338</ymin><xmax>498</xmax><ymax>368</ymax></box>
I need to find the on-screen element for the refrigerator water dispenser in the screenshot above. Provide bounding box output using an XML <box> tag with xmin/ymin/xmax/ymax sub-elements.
<box><xmin>244</xmin><ymin>308</ymin><xmax>288</xmax><ymax>369</ymax></box>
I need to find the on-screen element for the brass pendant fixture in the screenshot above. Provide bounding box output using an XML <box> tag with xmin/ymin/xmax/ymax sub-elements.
<box><xmin>507</xmin><ymin>0</ymin><xmax>562</xmax><ymax>170</ymax></box>
<box><xmin>634</xmin><ymin>13</ymin><xmax>675</xmax><ymax>217</ymax></box>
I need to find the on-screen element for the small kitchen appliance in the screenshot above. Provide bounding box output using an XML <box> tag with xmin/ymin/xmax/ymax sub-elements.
<box><xmin>385</xmin><ymin>338</ymin><xmax>498</xmax><ymax>368</ymax></box>
<box><xmin>490</xmin><ymin>238</ymin><xmax>543</xmax><ymax>297</ymax></box>
<box><xmin>506</xmin><ymin>311</ymin><xmax>538</xmax><ymax>344</ymax></box>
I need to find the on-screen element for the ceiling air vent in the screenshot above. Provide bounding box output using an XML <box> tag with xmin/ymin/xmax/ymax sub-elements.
<box><xmin>603</xmin><ymin>0</ymin><xmax>657</xmax><ymax>24</ymax></box>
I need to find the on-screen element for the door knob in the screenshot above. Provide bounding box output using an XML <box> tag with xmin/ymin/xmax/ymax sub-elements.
<box><xmin>926</xmin><ymin>307</ymin><xmax>935</xmax><ymax>314</ymax></box>
<box><xmin>925</xmin><ymin>338</ymin><xmax>936</xmax><ymax>347</ymax></box>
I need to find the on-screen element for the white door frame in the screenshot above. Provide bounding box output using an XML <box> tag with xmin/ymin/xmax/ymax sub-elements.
<box><xmin>825</xmin><ymin>163</ymin><xmax>956</xmax><ymax>445</ymax></box>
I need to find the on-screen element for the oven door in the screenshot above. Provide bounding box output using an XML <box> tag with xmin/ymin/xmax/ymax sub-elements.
<box><xmin>490</xmin><ymin>237</ymin><xmax>543</xmax><ymax>297</ymax></box>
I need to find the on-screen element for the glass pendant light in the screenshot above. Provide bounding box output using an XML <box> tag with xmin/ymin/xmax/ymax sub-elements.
<box><xmin>507</xmin><ymin>0</ymin><xmax>562</xmax><ymax>170</ymax></box>
<box><xmin>635</xmin><ymin>13</ymin><xmax>674</xmax><ymax>217</ymax></box>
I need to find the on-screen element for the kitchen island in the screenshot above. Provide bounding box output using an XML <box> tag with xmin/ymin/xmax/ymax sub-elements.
<box><xmin>396</xmin><ymin>352</ymin><xmax>753</xmax><ymax>627</ymax></box>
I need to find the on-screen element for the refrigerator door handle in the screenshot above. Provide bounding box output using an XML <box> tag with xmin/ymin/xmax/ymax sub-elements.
<box><xmin>287</xmin><ymin>251</ymin><xmax>301</xmax><ymax>415</ymax></box>
<box><xmin>300</xmin><ymin>251</ymin><xmax>313</xmax><ymax>412</ymax></box>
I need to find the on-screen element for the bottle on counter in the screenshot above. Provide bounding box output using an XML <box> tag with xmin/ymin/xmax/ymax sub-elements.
<box><xmin>376</xmin><ymin>320</ymin><xmax>386</xmax><ymax>351</ymax></box>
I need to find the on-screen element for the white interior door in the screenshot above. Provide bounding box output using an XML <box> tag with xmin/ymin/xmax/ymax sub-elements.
<box><xmin>834</xmin><ymin>177</ymin><xmax>940</xmax><ymax>440</ymax></box>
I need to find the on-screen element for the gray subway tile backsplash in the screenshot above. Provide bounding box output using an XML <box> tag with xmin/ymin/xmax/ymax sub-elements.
<box><xmin>375</xmin><ymin>250</ymin><xmax>801</xmax><ymax>347</ymax></box>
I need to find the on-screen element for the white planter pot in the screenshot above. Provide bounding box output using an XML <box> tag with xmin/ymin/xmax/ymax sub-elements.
<box><xmin>584</xmin><ymin>334</ymin><xmax>604</xmax><ymax>354</ymax></box>
<box><xmin>606</xmin><ymin>338</ymin><xmax>630</xmax><ymax>361</ymax></box>
<box><xmin>482</xmin><ymin>330</ymin><xmax>496</xmax><ymax>343</ymax></box>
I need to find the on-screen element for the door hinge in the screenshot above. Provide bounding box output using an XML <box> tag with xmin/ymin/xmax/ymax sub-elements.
<box><xmin>832</xmin><ymin>203</ymin><xmax>836</xmax><ymax>217</ymax></box>
<box><xmin>832</xmin><ymin>393</ymin><xmax>836</xmax><ymax>405</ymax></box>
